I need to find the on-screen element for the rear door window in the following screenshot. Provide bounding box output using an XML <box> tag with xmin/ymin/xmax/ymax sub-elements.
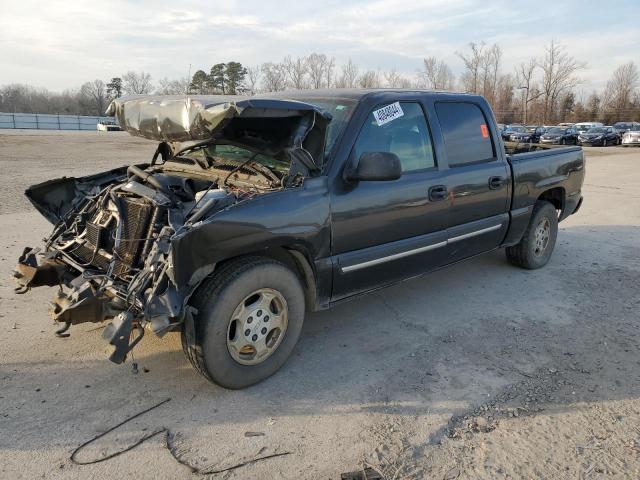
<box><xmin>434</xmin><ymin>102</ymin><xmax>494</xmax><ymax>167</ymax></box>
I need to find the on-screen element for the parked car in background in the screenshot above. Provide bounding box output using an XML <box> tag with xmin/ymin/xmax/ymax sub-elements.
<box><xmin>612</xmin><ymin>122</ymin><xmax>640</xmax><ymax>138</ymax></box>
<box><xmin>575</xmin><ymin>122</ymin><xmax>603</xmax><ymax>135</ymax></box>
<box><xmin>621</xmin><ymin>125</ymin><xmax>640</xmax><ymax>146</ymax></box>
<box><xmin>578</xmin><ymin>126</ymin><xmax>620</xmax><ymax>146</ymax></box>
<box><xmin>97</xmin><ymin>120</ymin><xmax>121</xmax><ymax>131</ymax></box>
<box><xmin>502</xmin><ymin>124</ymin><xmax>525</xmax><ymax>141</ymax></box>
<box><xmin>508</xmin><ymin>125</ymin><xmax>545</xmax><ymax>143</ymax></box>
<box><xmin>540</xmin><ymin>126</ymin><xmax>578</xmax><ymax>145</ymax></box>
<box><xmin>558</xmin><ymin>123</ymin><xmax>575</xmax><ymax>128</ymax></box>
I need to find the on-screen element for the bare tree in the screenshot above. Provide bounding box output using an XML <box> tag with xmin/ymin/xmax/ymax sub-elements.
<box><xmin>603</xmin><ymin>62</ymin><xmax>639</xmax><ymax>113</ymax></box>
<box><xmin>80</xmin><ymin>80</ymin><xmax>108</xmax><ymax>115</ymax></box>
<box><xmin>122</xmin><ymin>71</ymin><xmax>153</xmax><ymax>95</ymax></box>
<box><xmin>418</xmin><ymin>56</ymin><xmax>454</xmax><ymax>90</ymax></box>
<box><xmin>359</xmin><ymin>70</ymin><xmax>381</xmax><ymax>88</ymax></box>
<box><xmin>457</xmin><ymin>42</ymin><xmax>486</xmax><ymax>93</ymax></box>
<box><xmin>283</xmin><ymin>55</ymin><xmax>309</xmax><ymax>90</ymax></box>
<box><xmin>244</xmin><ymin>65</ymin><xmax>262</xmax><ymax>95</ymax></box>
<box><xmin>539</xmin><ymin>40</ymin><xmax>586</xmax><ymax>123</ymax></box>
<box><xmin>261</xmin><ymin>62</ymin><xmax>287</xmax><ymax>92</ymax></box>
<box><xmin>493</xmin><ymin>73</ymin><xmax>517</xmax><ymax>124</ymax></box>
<box><xmin>586</xmin><ymin>92</ymin><xmax>601</xmax><ymax>120</ymax></box>
<box><xmin>155</xmin><ymin>77</ymin><xmax>189</xmax><ymax>95</ymax></box>
<box><xmin>335</xmin><ymin>59</ymin><xmax>359</xmax><ymax>88</ymax></box>
<box><xmin>325</xmin><ymin>56</ymin><xmax>335</xmax><ymax>88</ymax></box>
<box><xmin>480</xmin><ymin>44</ymin><xmax>502</xmax><ymax>104</ymax></box>
<box><xmin>383</xmin><ymin>69</ymin><xmax>402</xmax><ymax>88</ymax></box>
<box><xmin>515</xmin><ymin>58</ymin><xmax>538</xmax><ymax>123</ymax></box>
<box><xmin>307</xmin><ymin>53</ymin><xmax>332</xmax><ymax>89</ymax></box>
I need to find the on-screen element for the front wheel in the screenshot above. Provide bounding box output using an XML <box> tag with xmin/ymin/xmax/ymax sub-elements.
<box><xmin>506</xmin><ymin>201</ymin><xmax>558</xmax><ymax>269</ymax></box>
<box><xmin>182</xmin><ymin>257</ymin><xmax>306</xmax><ymax>389</ymax></box>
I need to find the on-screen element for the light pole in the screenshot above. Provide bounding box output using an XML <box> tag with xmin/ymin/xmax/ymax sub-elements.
<box><xmin>517</xmin><ymin>86</ymin><xmax>544</xmax><ymax>125</ymax></box>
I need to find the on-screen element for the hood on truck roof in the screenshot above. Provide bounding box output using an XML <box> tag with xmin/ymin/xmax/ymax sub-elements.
<box><xmin>106</xmin><ymin>95</ymin><xmax>332</xmax><ymax>167</ymax></box>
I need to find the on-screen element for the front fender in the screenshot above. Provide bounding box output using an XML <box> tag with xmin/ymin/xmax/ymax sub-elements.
<box><xmin>170</xmin><ymin>176</ymin><xmax>331</xmax><ymax>287</ymax></box>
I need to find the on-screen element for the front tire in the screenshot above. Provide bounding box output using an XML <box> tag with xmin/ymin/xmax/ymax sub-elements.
<box><xmin>182</xmin><ymin>257</ymin><xmax>306</xmax><ymax>389</ymax></box>
<box><xmin>506</xmin><ymin>201</ymin><xmax>558</xmax><ymax>270</ymax></box>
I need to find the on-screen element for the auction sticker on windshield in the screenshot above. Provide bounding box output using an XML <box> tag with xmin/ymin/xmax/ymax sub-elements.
<box><xmin>373</xmin><ymin>102</ymin><xmax>404</xmax><ymax>126</ymax></box>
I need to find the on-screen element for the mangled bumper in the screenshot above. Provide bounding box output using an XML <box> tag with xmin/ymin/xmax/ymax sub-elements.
<box><xmin>12</xmin><ymin>243</ymin><xmax>185</xmax><ymax>364</ymax></box>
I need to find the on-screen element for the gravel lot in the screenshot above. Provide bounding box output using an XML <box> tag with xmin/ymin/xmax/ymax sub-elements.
<box><xmin>1</xmin><ymin>131</ymin><xmax>639</xmax><ymax>479</ymax></box>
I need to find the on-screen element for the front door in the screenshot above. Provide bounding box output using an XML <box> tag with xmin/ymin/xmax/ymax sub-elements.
<box><xmin>330</xmin><ymin>101</ymin><xmax>450</xmax><ymax>301</ymax></box>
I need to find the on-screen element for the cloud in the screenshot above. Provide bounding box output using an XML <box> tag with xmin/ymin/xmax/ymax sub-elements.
<box><xmin>0</xmin><ymin>0</ymin><xmax>638</xmax><ymax>91</ymax></box>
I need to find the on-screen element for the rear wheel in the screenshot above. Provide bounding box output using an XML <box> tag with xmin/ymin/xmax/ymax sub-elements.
<box><xmin>182</xmin><ymin>257</ymin><xmax>306</xmax><ymax>389</ymax></box>
<box><xmin>506</xmin><ymin>201</ymin><xmax>558</xmax><ymax>270</ymax></box>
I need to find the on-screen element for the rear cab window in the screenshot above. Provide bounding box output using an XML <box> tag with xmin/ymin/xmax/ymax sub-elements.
<box><xmin>434</xmin><ymin>102</ymin><xmax>495</xmax><ymax>167</ymax></box>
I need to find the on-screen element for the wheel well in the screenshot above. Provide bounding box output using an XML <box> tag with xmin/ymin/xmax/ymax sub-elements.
<box><xmin>214</xmin><ymin>247</ymin><xmax>318</xmax><ymax>311</ymax></box>
<box><xmin>538</xmin><ymin>187</ymin><xmax>565</xmax><ymax>213</ymax></box>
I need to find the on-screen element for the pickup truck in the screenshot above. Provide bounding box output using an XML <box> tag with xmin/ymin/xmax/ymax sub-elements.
<box><xmin>13</xmin><ymin>90</ymin><xmax>585</xmax><ymax>389</ymax></box>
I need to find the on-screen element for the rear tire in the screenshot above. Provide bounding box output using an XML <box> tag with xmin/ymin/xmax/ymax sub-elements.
<box><xmin>182</xmin><ymin>257</ymin><xmax>306</xmax><ymax>389</ymax></box>
<box><xmin>506</xmin><ymin>201</ymin><xmax>558</xmax><ymax>270</ymax></box>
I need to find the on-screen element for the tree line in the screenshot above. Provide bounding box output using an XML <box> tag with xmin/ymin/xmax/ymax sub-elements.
<box><xmin>1</xmin><ymin>40</ymin><xmax>638</xmax><ymax>124</ymax></box>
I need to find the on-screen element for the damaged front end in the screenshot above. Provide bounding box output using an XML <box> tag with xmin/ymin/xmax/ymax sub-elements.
<box><xmin>13</xmin><ymin>95</ymin><xmax>330</xmax><ymax>364</ymax></box>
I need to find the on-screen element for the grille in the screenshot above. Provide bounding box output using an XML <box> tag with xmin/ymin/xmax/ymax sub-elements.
<box><xmin>112</xmin><ymin>197</ymin><xmax>152</xmax><ymax>277</ymax></box>
<box><xmin>73</xmin><ymin>196</ymin><xmax>152</xmax><ymax>278</ymax></box>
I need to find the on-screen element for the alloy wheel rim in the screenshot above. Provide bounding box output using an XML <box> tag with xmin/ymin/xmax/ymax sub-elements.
<box><xmin>533</xmin><ymin>218</ymin><xmax>550</xmax><ymax>256</ymax></box>
<box><xmin>226</xmin><ymin>288</ymin><xmax>288</xmax><ymax>365</ymax></box>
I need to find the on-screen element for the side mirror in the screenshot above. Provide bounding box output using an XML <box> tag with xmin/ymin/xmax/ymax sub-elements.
<box><xmin>346</xmin><ymin>152</ymin><xmax>402</xmax><ymax>182</ymax></box>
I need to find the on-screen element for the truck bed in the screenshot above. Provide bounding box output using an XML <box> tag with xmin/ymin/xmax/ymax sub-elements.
<box><xmin>507</xmin><ymin>145</ymin><xmax>585</xmax><ymax>219</ymax></box>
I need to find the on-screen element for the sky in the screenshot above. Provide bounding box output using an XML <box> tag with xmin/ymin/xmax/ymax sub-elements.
<box><xmin>1</xmin><ymin>0</ymin><xmax>639</xmax><ymax>97</ymax></box>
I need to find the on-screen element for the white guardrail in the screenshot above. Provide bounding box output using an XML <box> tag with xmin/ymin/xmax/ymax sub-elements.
<box><xmin>0</xmin><ymin>112</ymin><xmax>116</xmax><ymax>130</ymax></box>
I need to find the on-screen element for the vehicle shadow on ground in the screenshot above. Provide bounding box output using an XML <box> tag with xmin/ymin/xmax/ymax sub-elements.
<box><xmin>1</xmin><ymin>224</ymin><xmax>639</xmax><ymax>455</ymax></box>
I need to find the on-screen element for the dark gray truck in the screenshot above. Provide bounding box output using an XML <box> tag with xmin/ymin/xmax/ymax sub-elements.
<box><xmin>13</xmin><ymin>90</ymin><xmax>585</xmax><ymax>388</ymax></box>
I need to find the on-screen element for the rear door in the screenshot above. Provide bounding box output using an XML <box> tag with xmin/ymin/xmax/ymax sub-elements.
<box><xmin>330</xmin><ymin>100</ymin><xmax>450</xmax><ymax>300</ymax></box>
<box><xmin>429</xmin><ymin>100</ymin><xmax>511</xmax><ymax>262</ymax></box>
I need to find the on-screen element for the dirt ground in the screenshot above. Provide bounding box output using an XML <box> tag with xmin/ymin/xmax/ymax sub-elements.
<box><xmin>1</xmin><ymin>131</ymin><xmax>639</xmax><ymax>480</ymax></box>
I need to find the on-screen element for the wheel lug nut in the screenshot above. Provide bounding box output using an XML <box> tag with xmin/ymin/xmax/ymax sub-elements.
<box><xmin>264</xmin><ymin>316</ymin><xmax>269</xmax><ymax>322</ymax></box>
<box><xmin>261</xmin><ymin>327</ymin><xmax>267</xmax><ymax>334</ymax></box>
<box><xmin>247</xmin><ymin>317</ymin><xmax>253</xmax><ymax>324</ymax></box>
<box><xmin>244</xmin><ymin>329</ymin><xmax>250</xmax><ymax>336</ymax></box>
<box><xmin>257</xmin><ymin>310</ymin><xmax>262</xmax><ymax>316</ymax></box>
<box><xmin>252</xmin><ymin>334</ymin><xmax>258</xmax><ymax>341</ymax></box>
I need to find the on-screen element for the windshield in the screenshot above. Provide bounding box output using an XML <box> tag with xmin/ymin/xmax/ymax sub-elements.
<box><xmin>284</xmin><ymin>97</ymin><xmax>357</xmax><ymax>156</ymax></box>
<box><xmin>508</xmin><ymin>126</ymin><xmax>526</xmax><ymax>133</ymax></box>
<box><xmin>613</xmin><ymin>123</ymin><xmax>631</xmax><ymax>129</ymax></box>
<box><xmin>586</xmin><ymin>128</ymin><xmax>605</xmax><ymax>134</ymax></box>
<box><xmin>546</xmin><ymin>127</ymin><xmax>564</xmax><ymax>134</ymax></box>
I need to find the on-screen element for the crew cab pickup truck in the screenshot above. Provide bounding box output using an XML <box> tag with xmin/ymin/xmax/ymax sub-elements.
<box><xmin>13</xmin><ymin>90</ymin><xmax>585</xmax><ymax>389</ymax></box>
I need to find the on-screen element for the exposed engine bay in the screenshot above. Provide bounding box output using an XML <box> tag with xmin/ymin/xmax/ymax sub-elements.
<box><xmin>12</xmin><ymin>95</ymin><xmax>331</xmax><ymax>364</ymax></box>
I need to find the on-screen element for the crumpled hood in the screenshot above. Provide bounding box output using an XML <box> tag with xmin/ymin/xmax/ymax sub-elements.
<box><xmin>105</xmin><ymin>95</ymin><xmax>332</xmax><ymax>144</ymax></box>
<box><xmin>106</xmin><ymin>95</ymin><xmax>333</xmax><ymax>170</ymax></box>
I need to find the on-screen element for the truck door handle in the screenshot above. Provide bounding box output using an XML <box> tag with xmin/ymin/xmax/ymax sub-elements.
<box><xmin>428</xmin><ymin>185</ymin><xmax>447</xmax><ymax>201</ymax></box>
<box><xmin>488</xmin><ymin>176</ymin><xmax>505</xmax><ymax>189</ymax></box>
